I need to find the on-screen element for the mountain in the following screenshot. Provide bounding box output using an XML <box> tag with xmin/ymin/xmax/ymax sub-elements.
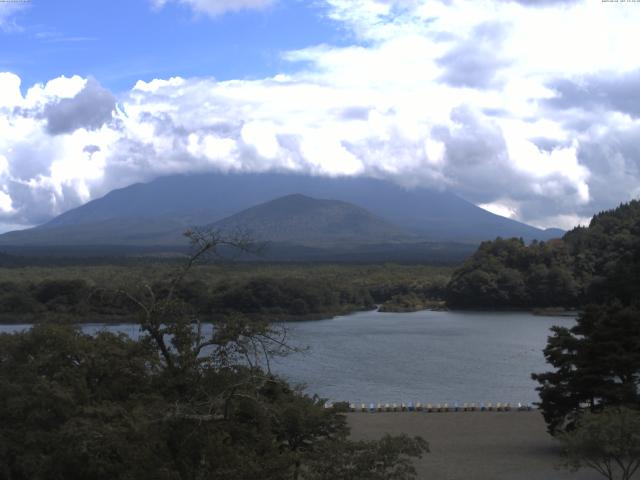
<box><xmin>39</xmin><ymin>173</ymin><xmax>561</xmax><ymax>242</ymax></box>
<box><xmin>0</xmin><ymin>216</ymin><xmax>188</xmax><ymax>247</ymax></box>
<box><xmin>211</xmin><ymin>194</ymin><xmax>411</xmax><ymax>247</ymax></box>
<box><xmin>0</xmin><ymin>172</ymin><xmax>564</xmax><ymax>256</ymax></box>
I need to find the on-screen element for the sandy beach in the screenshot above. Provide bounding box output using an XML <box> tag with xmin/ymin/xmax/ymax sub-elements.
<box><xmin>347</xmin><ymin>411</ymin><xmax>611</xmax><ymax>480</ymax></box>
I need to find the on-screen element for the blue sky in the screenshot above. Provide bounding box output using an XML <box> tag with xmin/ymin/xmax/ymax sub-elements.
<box><xmin>1</xmin><ymin>0</ymin><xmax>344</xmax><ymax>93</ymax></box>
<box><xmin>1</xmin><ymin>0</ymin><xmax>640</xmax><ymax>231</ymax></box>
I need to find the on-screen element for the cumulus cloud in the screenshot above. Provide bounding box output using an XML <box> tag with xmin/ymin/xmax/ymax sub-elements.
<box><xmin>1</xmin><ymin>0</ymin><xmax>640</xmax><ymax>231</ymax></box>
<box><xmin>45</xmin><ymin>78</ymin><xmax>116</xmax><ymax>135</ymax></box>
<box><xmin>151</xmin><ymin>0</ymin><xmax>276</xmax><ymax>17</ymax></box>
<box><xmin>545</xmin><ymin>70</ymin><xmax>640</xmax><ymax>119</ymax></box>
<box><xmin>437</xmin><ymin>22</ymin><xmax>510</xmax><ymax>89</ymax></box>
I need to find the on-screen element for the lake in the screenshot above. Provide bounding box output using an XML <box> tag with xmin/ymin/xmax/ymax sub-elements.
<box><xmin>0</xmin><ymin>310</ymin><xmax>574</xmax><ymax>406</ymax></box>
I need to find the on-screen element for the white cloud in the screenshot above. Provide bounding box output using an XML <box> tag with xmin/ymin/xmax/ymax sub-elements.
<box><xmin>530</xmin><ymin>214</ymin><xmax>592</xmax><ymax>232</ymax></box>
<box><xmin>0</xmin><ymin>73</ymin><xmax>23</xmax><ymax>108</ymax></box>
<box><xmin>151</xmin><ymin>0</ymin><xmax>276</xmax><ymax>17</ymax></box>
<box><xmin>0</xmin><ymin>3</ymin><xmax>26</xmax><ymax>32</ymax></box>
<box><xmin>0</xmin><ymin>191</ymin><xmax>15</xmax><ymax>215</ymax></box>
<box><xmin>2</xmin><ymin>0</ymin><xmax>640</xmax><ymax>230</ymax></box>
<box><xmin>241</xmin><ymin>122</ymin><xmax>280</xmax><ymax>159</ymax></box>
<box><xmin>479</xmin><ymin>201</ymin><xmax>517</xmax><ymax>219</ymax></box>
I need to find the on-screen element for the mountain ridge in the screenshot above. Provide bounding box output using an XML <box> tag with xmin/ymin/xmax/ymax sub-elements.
<box><xmin>0</xmin><ymin>173</ymin><xmax>565</xmax><ymax>256</ymax></box>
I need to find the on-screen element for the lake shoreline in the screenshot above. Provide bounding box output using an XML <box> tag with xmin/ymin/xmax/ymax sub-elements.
<box><xmin>0</xmin><ymin>305</ymin><xmax>578</xmax><ymax>326</ymax></box>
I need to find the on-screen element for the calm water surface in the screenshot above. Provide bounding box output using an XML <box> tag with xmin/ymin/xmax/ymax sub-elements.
<box><xmin>271</xmin><ymin>310</ymin><xmax>575</xmax><ymax>405</ymax></box>
<box><xmin>0</xmin><ymin>310</ymin><xmax>574</xmax><ymax>405</ymax></box>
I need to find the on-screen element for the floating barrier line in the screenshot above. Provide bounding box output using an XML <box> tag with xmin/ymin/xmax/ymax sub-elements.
<box><xmin>324</xmin><ymin>401</ymin><xmax>535</xmax><ymax>413</ymax></box>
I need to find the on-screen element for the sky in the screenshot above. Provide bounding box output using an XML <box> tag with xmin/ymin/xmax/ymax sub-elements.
<box><xmin>1</xmin><ymin>0</ymin><xmax>639</xmax><ymax>232</ymax></box>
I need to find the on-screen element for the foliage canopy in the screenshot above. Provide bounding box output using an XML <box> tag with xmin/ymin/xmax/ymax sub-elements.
<box><xmin>559</xmin><ymin>407</ymin><xmax>640</xmax><ymax>480</ymax></box>
<box><xmin>446</xmin><ymin>200</ymin><xmax>640</xmax><ymax>309</ymax></box>
<box><xmin>532</xmin><ymin>303</ymin><xmax>640</xmax><ymax>434</ymax></box>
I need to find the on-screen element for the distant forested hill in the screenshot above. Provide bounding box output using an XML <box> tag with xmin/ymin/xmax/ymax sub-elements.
<box><xmin>446</xmin><ymin>200</ymin><xmax>640</xmax><ymax>309</ymax></box>
<box><xmin>210</xmin><ymin>194</ymin><xmax>412</xmax><ymax>247</ymax></box>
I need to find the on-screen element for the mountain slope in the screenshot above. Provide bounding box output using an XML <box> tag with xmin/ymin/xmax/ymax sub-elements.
<box><xmin>211</xmin><ymin>194</ymin><xmax>412</xmax><ymax>247</ymax></box>
<box><xmin>0</xmin><ymin>173</ymin><xmax>565</xmax><ymax>253</ymax></box>
<box><xmin>0</xmin><ymin>216</ymin><xmax>188</xmax><ymax>246</ymax></box>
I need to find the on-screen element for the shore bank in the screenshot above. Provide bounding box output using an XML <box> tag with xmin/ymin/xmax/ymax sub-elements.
<box><xmin>347</xmin><ymin>411</ymin><xmax>605</xmax><ymax>480</ymax></box>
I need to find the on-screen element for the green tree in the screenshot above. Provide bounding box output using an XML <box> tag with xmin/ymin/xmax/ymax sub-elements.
<box><xmin>305</xmin><ymin>434</ymin><xmax>429</xmax><ymax>480</ymax></box>
<box><xmin>532</xmin><ymin>303</ymin><xmax>640</xmax><ymax>434</ymax></box>
<box><xmin>559</xmin><ymin>407</ymin><xmax>640</xmax><ymax>480</ymax></box>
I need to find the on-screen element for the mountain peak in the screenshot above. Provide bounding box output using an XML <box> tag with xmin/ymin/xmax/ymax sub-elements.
<box><xmin>211</xmin><ymin>193</ymin><xmax>409</xmax><ymax>247</ymax></box>
<box><xmin>278</xmin><ymin>193</ymin><xmax>314</xmax><ymax>201</ymax></box>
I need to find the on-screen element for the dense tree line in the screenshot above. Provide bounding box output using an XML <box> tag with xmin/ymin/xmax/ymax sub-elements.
<box><xmin>209</xmin><ymin>277</ymin><xmax>375</xmax><ymax>318</ymax></box>
<box><xmin>446</xmin><ymin>238</ymin><xmax>579</xmax><ymax>308</ymax></box>
<box><xmin>446</xmin><ymin>200</ymin><xmax>640</xmax><ymax>309</ymax></box>
<box><xmin>0</xmin><ymin>277</ymin><xmax>375</xmax><ymax>322</ymax></box>
<box><xmin>0</xmin><ymin>267</ymin><xmax>450</xmax><ymax>323</ymax></box>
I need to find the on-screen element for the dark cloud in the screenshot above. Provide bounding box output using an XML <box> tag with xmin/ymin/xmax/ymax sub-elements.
<box><xmin>515</xmin><ymin>124</ymin><xmax>640</xmax><ymax>224</ymax></box>
<box><xmin>437</xmin><ymin>22</ymin><xmax>510</xmax><ymax>89</ymax></box>
<box><xmin>545</xmin><ymin>70</ymin><xmax>640</xmax><ymax>118</ymax></box>
<box><xmin>575</xmin><ymin>125</ymin><xmax>640</xmax><ymax>213</ymax></box>
<box><xmin>429</xmin><ymin>107</ymin><xmax>594</xmax><ymax>228</ymax></box>
<box><xmin>83</xmin><ymin>145</ymin><xmax>101</xmax><ymax>155</ymax></box>
<box><xmin>5</xmin><ymin>180</ymin><xmax>86</xmax><ymax>226</ymax></box>
<box><xmin>7</xmin><ymin>138</ymin><xmax>55</xmax><ymax>181</ymax></box>
<box><xmin>433</xmin><ymin>107</ymin><xmax>512</xmax><ymax>201</ymax></box>
<box><xmin>529</xmin><ymin>137</ymin><xmax>572</xmax><ymax>153</ymax></box>
<box><xmin>45</xmin><ymin>78</ymin><xmax>115</xmax><ymax>135</ymax></box>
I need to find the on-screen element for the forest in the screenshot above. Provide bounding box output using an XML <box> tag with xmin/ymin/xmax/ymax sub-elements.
<box><xmin>446</xmin><ymin>200</ymin><xmax>640</xmax><ymax>309</ymax></box>
<box><xmin>0</xmin><ymin>263</ymin><xmax>452</xmax><ymax>324</ymax></box>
